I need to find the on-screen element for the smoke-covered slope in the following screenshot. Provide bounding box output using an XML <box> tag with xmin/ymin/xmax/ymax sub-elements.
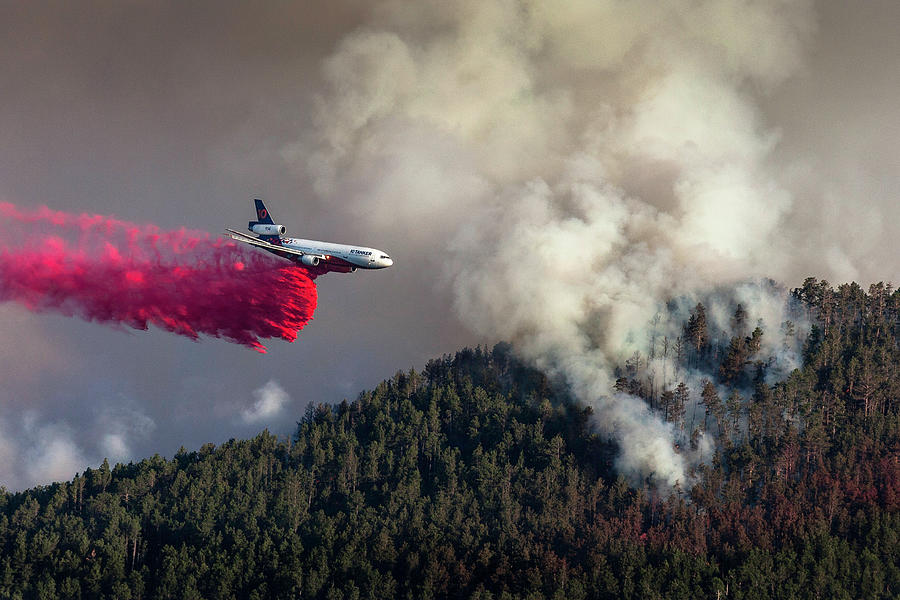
<box><xmin>1</xmin><ymin>280</ymin><xmax>899</xmax><ymax>599</ymax></box>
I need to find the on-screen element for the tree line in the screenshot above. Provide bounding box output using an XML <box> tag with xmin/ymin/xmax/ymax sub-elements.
<box><xmin>0</xmin><ymin>278</ymin><xmax>897</xmax><ymax>598</ymax></box>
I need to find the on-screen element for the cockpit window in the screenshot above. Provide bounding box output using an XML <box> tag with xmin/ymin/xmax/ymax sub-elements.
<box><xmin>381</xmin><ymin>255</ymin><xmax>390</xmax><ymax>259</ymax></box>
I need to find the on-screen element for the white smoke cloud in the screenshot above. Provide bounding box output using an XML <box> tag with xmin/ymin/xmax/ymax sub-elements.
<box><xmin>96</xmin><ymin>400</ymin><xmax>157</xmax><ymax>463</ymax></box>
<box><xmin>285</xmin><ymin>0</ymin><xmax>825</xmax><ymax>489</ymax></box>
<box><xmin>242</xmin><ymin>380</ymin><xmax>291</xmax><ymax>424</ymax></box>
<box><xmin>0</xmin><ymin>399</ymin><xmax>155</xmax><ymax>490</ymax></box>
<box><xmin>0</xmin><ymin>414</ymin><xmax>88</xmax><ymax>490</ymax></box>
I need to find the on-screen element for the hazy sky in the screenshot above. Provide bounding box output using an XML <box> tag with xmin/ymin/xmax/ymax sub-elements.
<box><xmin>0</xmin><ymin>0</ymin><xmax>897</xmax><ymax>490</ymax></box>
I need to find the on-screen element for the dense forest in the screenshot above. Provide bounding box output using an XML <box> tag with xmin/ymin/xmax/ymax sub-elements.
<box><xmin>1</xmin><ymin>278</ymin><xmax>898</xmax><ymax>599</ymax></box>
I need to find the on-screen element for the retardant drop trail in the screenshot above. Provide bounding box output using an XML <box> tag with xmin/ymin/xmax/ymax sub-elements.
<box><xmin>0</xmin><ymin>202</ymin><xmax>318</xmax><ymax>352</ymax></box>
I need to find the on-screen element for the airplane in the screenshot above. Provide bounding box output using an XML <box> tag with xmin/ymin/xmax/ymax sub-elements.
<box><xmin>225</xmin><ymin>199</ymin><xmax>393</xmax><ymax>274</ymax></box>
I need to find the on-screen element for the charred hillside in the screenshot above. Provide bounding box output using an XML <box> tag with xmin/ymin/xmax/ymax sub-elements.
<box><xmin>1</xmin><ymin>279</ymin><xmax>899</xmax><ymax>599</ymax></box>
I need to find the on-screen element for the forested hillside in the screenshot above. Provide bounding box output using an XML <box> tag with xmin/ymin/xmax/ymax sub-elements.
<box><xmin>1</xmin><ymin>279</ymin><xmax>898</xmax><ymax>599</ymax></box>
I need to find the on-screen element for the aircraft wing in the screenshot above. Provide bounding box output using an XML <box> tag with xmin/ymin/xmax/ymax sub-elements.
<box><xmin>224</xmin><ymin>228</ymin><xmax>307</xmax><ymax>258</ymax></box>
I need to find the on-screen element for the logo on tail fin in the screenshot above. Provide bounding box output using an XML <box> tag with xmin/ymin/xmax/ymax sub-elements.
<box><xmin>253</xmin><ymin>199</ymin><xmax>275</xmax><ymax>224</ymax></box>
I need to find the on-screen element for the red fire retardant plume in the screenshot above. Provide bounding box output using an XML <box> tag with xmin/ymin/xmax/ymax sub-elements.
<box><xmin>0</xmin><ymin>202</ymin><xmax>318</xmax><ymax>352</ymax></box>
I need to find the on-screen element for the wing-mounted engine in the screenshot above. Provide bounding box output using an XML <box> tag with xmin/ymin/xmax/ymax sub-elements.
<box><xmin>299</xmin><ymin>255</ymin><xmax>321</xmax><ymax>266</ymax></box>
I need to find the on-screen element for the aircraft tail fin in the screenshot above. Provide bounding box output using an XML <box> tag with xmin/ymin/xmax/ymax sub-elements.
<box><xmin>248</xmin><ymin>199</ymin><xmax>282</xmax><ymax>245</ymax></box>
<box><xmin>253</xmin><ymin>199</ymin><xmax>274</xmax><ymax>224</ymax></box>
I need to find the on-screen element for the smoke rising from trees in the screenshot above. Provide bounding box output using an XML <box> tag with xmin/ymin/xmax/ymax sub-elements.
<box><xmin>297</xmin><ymin>0</ymin><xmax>819</xmax><ymax>487</ymax></box>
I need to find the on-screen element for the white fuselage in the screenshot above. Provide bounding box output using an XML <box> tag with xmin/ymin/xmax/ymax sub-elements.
<box><xmin>281</xmin><ymin>238</ymin><xmax>393</xmax><ymax>269</ymax></box>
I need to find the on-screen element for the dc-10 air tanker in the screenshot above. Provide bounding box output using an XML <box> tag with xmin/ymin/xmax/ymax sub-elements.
<box><xmin>225</xmin><ymin>199</ymin><xmax>393</xmax><ymax>275</ymax></box>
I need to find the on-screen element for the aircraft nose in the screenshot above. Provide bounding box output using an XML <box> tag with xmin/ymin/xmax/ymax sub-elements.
<box><xmin>384</xmin><ymin>258</ymin><xmax>393</xmax><ymax>267</ymax></box>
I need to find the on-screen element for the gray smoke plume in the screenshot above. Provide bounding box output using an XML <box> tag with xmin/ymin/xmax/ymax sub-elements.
<box><xmin>294</xmin><ymin>0</ymin><xmax>819</xmax><ymax>489</ymax></box>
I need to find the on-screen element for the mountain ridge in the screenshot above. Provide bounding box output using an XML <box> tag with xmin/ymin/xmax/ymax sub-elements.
<box><xmin>2</xmin><ymin>279</ymin><xmax>899</xmax><ymax>599</ymax></box>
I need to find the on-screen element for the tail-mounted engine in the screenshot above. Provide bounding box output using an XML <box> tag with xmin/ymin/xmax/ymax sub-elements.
<box><xmin>249</xmin><ymin>223</ymin><xmax>286</xmax><ymax>235</ymax></box>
